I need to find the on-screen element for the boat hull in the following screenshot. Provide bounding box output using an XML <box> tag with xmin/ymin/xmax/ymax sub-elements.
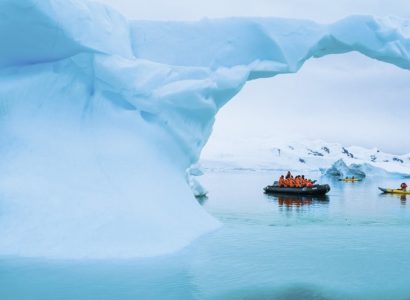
<box><xmin>379</xmin><ymin>187</ymin><xmax>410</xmax><ymax>195</ymax></box>
<box><xmin>339</xmin><ymin>179</ymin><xmax>362</xmax><ymax>182</ymax></box>
<box><xmin>264</xmin><ymin>184</ymin><xmax>331</xmax><ymax>196</ymax></box>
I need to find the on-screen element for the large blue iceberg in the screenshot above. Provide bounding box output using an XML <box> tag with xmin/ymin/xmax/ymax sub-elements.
<box><xmin>0</xmin><ymin>0</ymin><xmax>409</xmax><ymax>258</ymax></box>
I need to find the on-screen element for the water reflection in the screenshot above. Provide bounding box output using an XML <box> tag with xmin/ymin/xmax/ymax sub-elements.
<box><xmin>379</xmin><ymin>193</ymin><xmax>407</xmax><ymax>206</ymax></box>
<box><xmin>0</xmin><ymin>256</ymin><xmax>198</xmax><ymax>300</ymax></box>
<box><xmin>265</xmin><ymin>194</ymin><xmax>329</xmax><ymax>211</ymax></box>
<box><xmin>213</xmin><ymin>283</ymin><xmax>340</xmax><ymax>300</ymax></box>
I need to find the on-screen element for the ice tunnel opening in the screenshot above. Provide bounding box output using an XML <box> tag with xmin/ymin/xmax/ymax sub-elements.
<box><xmin>202</xmin><ymin>51</ymin><xmax>410</xmax><ymax>162</ymax></box>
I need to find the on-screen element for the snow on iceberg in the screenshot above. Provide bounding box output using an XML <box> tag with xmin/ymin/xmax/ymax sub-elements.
<box><xmin>321</xmin><ymin>159</ymin><xmax>367</xmax><ymax>178</ymax></box>
<box><xmin>321</xmin><ymin>159</ymin><xmax>410</xmax><ymax>178</ymax></box>
<box><xmin>1</xmin><ymin>0</ymin><xmax>410</xmax><ymax>258</ymax></box>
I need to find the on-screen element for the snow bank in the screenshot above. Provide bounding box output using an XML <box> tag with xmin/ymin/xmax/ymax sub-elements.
<box><xmin>1</xmin><ymin>0</ymin><xmax>410</xmax><ymax>258</ymax></box>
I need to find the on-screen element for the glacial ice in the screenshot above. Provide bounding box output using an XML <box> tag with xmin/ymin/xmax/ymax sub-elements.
<box><xmin>321</xmin><ymin>159</ymin><xmax>367</xmax><ymax>178</ymax></box>
<box><xmin>1</xmin><ymin>0</ymin><xmax>410</xmax><ymax>258</ymax></box>
<box><xmin>186</xmin><ymin>164</ymin><xmax>208</xmax><ymax>197</ymax></box>
<box><xmin>321</xmin><ymin>159</ymin><xmax>410</xmax><ymax>178</ymax></box>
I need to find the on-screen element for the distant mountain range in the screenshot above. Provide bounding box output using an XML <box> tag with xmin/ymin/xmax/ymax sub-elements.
<box><xmin>201</xmin><ymin>139</ymin><xmax>410</xmax><ymax>176</ymax></box>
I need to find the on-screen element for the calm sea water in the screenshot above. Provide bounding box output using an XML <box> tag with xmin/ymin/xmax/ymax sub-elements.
<box><xmin>1</xmin><ymin>171</ymin><xmax>410</xmax><ymax>300</ymax></box>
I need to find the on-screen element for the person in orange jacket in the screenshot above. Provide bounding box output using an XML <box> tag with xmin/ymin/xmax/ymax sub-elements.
<box><xmin>301</xmin><ymin>176</ymin><xmax>306</xmax><ymax>187</ymax></box>
<box><xmin>288</xmin><ymin>176</ymin><xmax>295</xmax><ymax>188</ymax></box>
<box><xmin>295</xmin><ymin>176</ymin><xmax>302</xmax><ymax>188</ymax></box>
<box><xmin>278</xmin><ymin>175</ymin><xmax>286</xmax><ymax>187</ymax></box>
<box><xmin>301</xmin><ymin>175</ymin><xmax>312</xmax><ymax>187</ymax></box>
<box><xmin>301</xmin><ymin>175</ymin><xmax>307</xmax><ymax>187</ymax></box>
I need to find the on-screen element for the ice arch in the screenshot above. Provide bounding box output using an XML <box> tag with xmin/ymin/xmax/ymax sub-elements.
<box><xmin>0</xmin><ymin>0</ymin><xmax>410</xmax><ymax>258</ymax></box>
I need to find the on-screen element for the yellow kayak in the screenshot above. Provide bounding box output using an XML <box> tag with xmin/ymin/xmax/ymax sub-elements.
<box><xmin>379</xmin><ymin>187</ymin><xmax>410</xmax><ymax>195</ymax></box>
<box><xmin>339</xmin><ymin>178</ymin><xmax>362</xmax><ymax>182</ymax></box>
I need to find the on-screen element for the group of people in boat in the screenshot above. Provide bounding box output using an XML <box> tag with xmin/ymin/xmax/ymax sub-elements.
<box><xmin>278</xmin><ymin>171</ymin><xmax>314</xmax><ymax>188</ymax></box>
<box><xmin>274</xmin><ymin>171</ymin><xmax>408</xmax><ymax>193</ymax></box>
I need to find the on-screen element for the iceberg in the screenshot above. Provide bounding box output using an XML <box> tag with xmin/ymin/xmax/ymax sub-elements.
<box><xmin>1</xmin><ymin>0</ymin><xmax>410</xmax><ymax>258</ymax></box>
<box><xmin>322</xmin><ymin>159</ymin><xmax>410</xmax><ymax>178</ymax></box>
<box><xmin>321</xmin><ymin>159</ymin><xmax>367</xmax><ymax>178</ymax></box>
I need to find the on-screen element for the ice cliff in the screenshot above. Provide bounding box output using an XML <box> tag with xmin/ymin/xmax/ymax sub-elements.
<box><xmin>1</xmin><ymin>0</ymin><xmax>410</xmax><ymax>258</ymax></box>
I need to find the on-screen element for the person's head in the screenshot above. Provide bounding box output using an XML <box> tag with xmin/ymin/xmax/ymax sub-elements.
<box><xmin>302</xmin><ymin>175</ymin><xmax>305</xmax><ymax>179</ymax></box>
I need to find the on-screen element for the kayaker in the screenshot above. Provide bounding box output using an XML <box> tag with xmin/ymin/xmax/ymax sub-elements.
<box><xmin>400</xmin><ymin>182</ymin><xmax>408</xmax><ymax>191</ymax></box>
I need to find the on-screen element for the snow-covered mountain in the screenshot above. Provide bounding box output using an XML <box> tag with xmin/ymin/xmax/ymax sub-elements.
<box><xmin>201</xmin><ymin>139</ymin><xmax>410</xmax><ymax>176</ymax></box>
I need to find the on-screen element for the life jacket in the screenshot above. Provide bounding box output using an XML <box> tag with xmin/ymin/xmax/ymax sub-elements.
<box><xmin>295</xmin><ymin>178</ymin><xmax>301</xmax><ymax>188</ymax></box>
<box><xmin>279</xmin><ymin>177</ymin><xmax>285</xmax><ymax>187</ymax></box>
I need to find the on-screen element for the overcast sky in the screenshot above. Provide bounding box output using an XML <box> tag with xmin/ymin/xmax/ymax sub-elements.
<box><xmin>101</xmin><ymin>0</ymin><xmax>410</xmax><ymax>154</ymax></box>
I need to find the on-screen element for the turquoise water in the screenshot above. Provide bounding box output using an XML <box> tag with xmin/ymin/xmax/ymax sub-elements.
<box><xmin>1</xmin><ymin>171</ymin><xmax>410</xmax><ymax>300</ymax></box>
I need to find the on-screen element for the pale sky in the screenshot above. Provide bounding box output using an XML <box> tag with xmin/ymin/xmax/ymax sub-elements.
<box><xmin>100</xmin><ymin>0</ymin><xmax>410</xmax><ymax>22</ymax></box>
<box><xmin>101</xmin><ymin>0</ymin><xmax>410</xmax><ymax>154</ymax></box>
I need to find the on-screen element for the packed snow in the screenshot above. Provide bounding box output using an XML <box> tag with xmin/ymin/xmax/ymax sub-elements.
<box><xmin>1</xmin><ymin>0</ymin><xmax>410</xmax><ymax>258</ymax></box>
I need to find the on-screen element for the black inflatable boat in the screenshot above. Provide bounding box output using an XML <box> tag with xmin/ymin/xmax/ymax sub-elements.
<box><xmin>264</xmin><ymin>184</ymin><xmax>331</xmax><ymax>196</ymax></box>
